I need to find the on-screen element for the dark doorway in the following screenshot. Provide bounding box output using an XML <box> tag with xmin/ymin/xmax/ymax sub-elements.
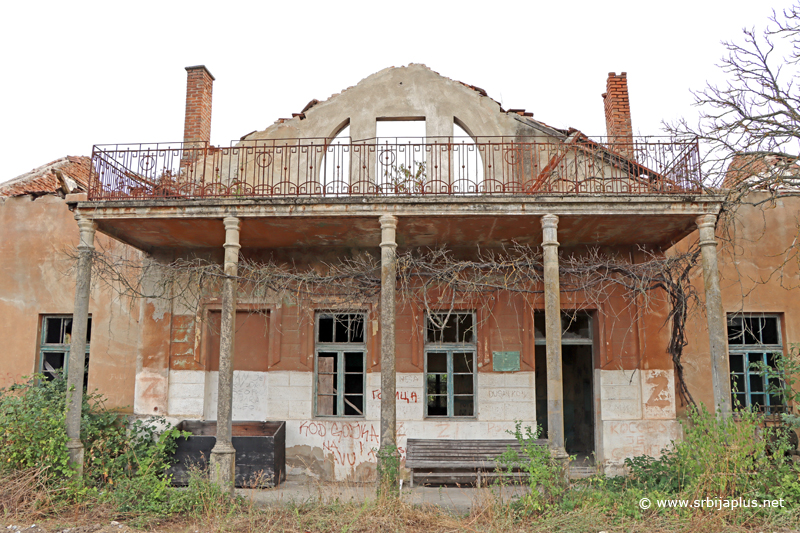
<box><xmin>534</xmin><ymin>313</ymin><xmax>595</xmax><ymax>457</ymax></box>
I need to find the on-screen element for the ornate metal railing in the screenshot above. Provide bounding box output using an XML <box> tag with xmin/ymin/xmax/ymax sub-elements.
<box><xmin>88</xmin><ymin>136</ymin><xmax>701</xmax><ymax>200</ymax></box>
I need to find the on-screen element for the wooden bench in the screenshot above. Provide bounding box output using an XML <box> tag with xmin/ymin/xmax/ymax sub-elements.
<box><xmin>405</xmin><ymin>438</ymin><xmax>548</xmax><ymax>487</ymax></box>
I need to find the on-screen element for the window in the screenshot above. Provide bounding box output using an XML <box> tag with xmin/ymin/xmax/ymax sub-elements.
<box><xmin>425</xmin><ymin>312</ymin><xmax>476</xmax><ymax>417</ymax></box>
<box><xmin>39</xmin><ymin>315</ymin><xmax>91</xmax><ymax>388</ymax></box>
<box><xmin>727</xmin><ymin>314</ymin><xmax>784</xmax><ymax>412</ymax></box>
<box><xmin>315</xmin><ymin>313</ymin><xmax>366</xmax><ymax>417</ymax></box>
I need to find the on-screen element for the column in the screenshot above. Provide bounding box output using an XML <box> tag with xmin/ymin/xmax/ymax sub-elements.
<box><xmin>210</xmin><ymin>216</ymin><xmax>241</xmax><ymax>492</ymax></box>
<box><xmin>378</xmin><ymin>214</ymin><xmax>398</xmax><ymax>485</ymax></box>
<box><xmin>697</xmin><ymin>214</ymin><xmax>732</xmax><ymax>417</ymax></box>
<box><xmin>65</xmin><ymin>217</ymin><xmax>97</xmax><ymax>474</ymax></box>
<box><xmin>541</xmin><ymin>214</ymin><xmax>567</xmax><ymax>458</ymax></box>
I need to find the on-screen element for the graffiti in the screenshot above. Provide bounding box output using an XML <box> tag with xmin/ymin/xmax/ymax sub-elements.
<box><xmin>607</xmin><ymin>421</ymin><xmax>670</xmax><ymax>435</ymax></box>
<box><xmin>232</xmin><ymin>372</ymin><xmax>266</xmax><ymax>413</ymax></box>
<box><xmin>487</xmin><ymin>389</ymin><xmax>528</xmax><ymax>399</ymax></box>
<box><xmin>645</xmin><ymin>371</ymin><xmax>671</xmax><ymax>408</ymax></box>
<box><xmin>371</xmin><ymin>389</ymin><xmax>419</xmax><ymax>403</ymax></box>
<box><xmin>297</xmin><ymin>420</ymin><xmax>407</xmax><ymax>466</ymax></box>
<box><xmin>298</xmin><ymin>420</ymin><xmax>380</xmax><ymax>444</ymax></box>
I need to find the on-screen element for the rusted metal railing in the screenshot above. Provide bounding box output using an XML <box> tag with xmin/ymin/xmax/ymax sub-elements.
<box><xmin>88</xmin><ymin>136</ymin><xmax>701</xmax><ymax>200</ymax></box>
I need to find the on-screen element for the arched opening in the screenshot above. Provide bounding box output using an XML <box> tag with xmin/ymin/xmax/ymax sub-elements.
<box><xmin>321</xmin><ymin>121</ymin><xmax>350</xmax><ymax>195</ymax></box>
<box><xmin>375</xmin><ymin>118</ymin><xmax>426</xmax><ymax>194</ymax></box>
<box><xmin>452</xmin><ymin>118</ymin><xmax>484</xmax><ymax>193</ymax></box>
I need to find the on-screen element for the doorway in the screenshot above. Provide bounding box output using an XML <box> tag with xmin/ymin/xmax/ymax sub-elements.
<box><xmin>534</xmin><ymin>312</ymin><xmax>595</xmax><ymax>457</ymax></box>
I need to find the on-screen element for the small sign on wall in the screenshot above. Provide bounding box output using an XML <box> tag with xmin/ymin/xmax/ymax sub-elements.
<box><xmin>492</xmin><ymin>351</ymin><xmax>520</xmax><ymax>372</ymax></box>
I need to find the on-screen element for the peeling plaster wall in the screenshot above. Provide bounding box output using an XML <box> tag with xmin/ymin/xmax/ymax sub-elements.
<box><xmin>598</xmin><ymin>369</ymin><xmax>680</xmax><ymax>475</ymax></box>
<box><xmin>168</xmin><ymin>369</ymin><xmax>533</xmax><ymax>481</ymax></box>
<box><xmin>0</xmin><ymin>195</ymin><xmax>139</xmax><ymax>409</ymax></box>
<box><xmin>679</xmin><ymin>193</ymin><xmax>800</xmax><ymax>412</ymax></box>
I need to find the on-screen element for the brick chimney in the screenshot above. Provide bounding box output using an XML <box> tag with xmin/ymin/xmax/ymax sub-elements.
<box><xmin>601</xmin><ymin>72</ymin><xmax>633</xmax><ymax>158</ymax></box>
<box><xmin>183</xmin><ymin>65</ymin><xmax>214</xmax><ymax>146</ymax></box>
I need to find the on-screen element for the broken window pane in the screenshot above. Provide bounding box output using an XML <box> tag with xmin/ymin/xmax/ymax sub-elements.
<box><xmin>315</xmin><ymin>313</ymin><xmax>366</xmax><ymax>417</ymax></box>
<box><xmin>727</xmin><ymin>314</ymin><xmax>784</xmax><ymax>413</ymax></box>
<box><xmin>426</xmin><ymin>312</ymin><xmax>476</xmax><ymax>344</ymax></box>
<box><xmin>39</xmin><ymin>315</ymin><xmax>91</xmax><ymax>388</ymax></box>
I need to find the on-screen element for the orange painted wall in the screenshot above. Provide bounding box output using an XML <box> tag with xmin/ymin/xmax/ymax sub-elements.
<box><xmin>679</xmin><ymin>192</ymin><xmax>800</xmax><ymax>412</ymax></box>
<box><xmin>0</xmin><ymin>194</ymin><xmax>140</xmax><ymax>410</ymax></box>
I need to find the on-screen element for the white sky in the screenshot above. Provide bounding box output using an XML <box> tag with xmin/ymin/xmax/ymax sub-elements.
<box><xmin>1</xmin><ymin>0</ymin><xmax>792</xmax><ymax>182</ymax></box>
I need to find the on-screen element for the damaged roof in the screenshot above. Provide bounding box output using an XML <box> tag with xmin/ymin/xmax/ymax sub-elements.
<box><xmin>0</xmin><ymin>156</ymin><xmax>91</xmax><ymax>198</ymax></box>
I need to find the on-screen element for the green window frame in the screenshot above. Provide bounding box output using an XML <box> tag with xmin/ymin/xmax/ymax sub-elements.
<box><xmin>314</xmin><ymin>312</ymin><xmax>366</xmax><ymax>418</ymax></box>
<box><xmin>424</xmin><ymin>312</ymin><xmax>476</xmax><ymax>418</ymax></box>
<box><xmin>39</xmin><ymin>315</ymin><xmax>91</xmax><ymax>388</ymax></box>
<box><xmin>727</xmin><ymin>314</ymin><xmax>784</xmax><ymax>412</ymax></box>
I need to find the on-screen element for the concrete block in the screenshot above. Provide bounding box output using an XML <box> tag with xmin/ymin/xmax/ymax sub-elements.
<box><xmin>603</xmin><ymin>419</ymin><xmax>681</xmax><ymax>467</ymax></box>
<box><xmin>506</xmin><ymin>401</ymin><xmax>536</xmax><ymax>421</ymax></box>
<box><xmin>270</xmin><ymin>385</ymin><xmax>310</xmax><ymax>402</ymax></box>
<box><xmin>503</xmin><ymin>371</ymin><xmax>535</xmax><ymax>388</ymax></box>
<box><xmin>479</xmin><ymin>373</ymin><xmax>505</xmax><ymax>388</ymax></box>
<box><xmin>288</xmin><ymin>400</ymin><xmax>312</xmax><ymax>419</ymax></box>
<box><xmin>169</xmin><ymin>370</ymin><xmax>206</xmax><ymax>384</ymax></box>
<box><xmin>169</xmin><ymin>382</ymin><xmax>204</xmax><ymax>400</ymax></box>
<box><xmin>167</xmin><ymin>398</ymin><xmax>204</xmax><ymax>417</ymax></box>
<box><xmin>479</xmin><ymin>403</ymin><xmax>505</xmax><ymax>421</ymax></box>
<box><xmin>289</xmin><ymin>371</ymin><xmax>313</xmax><ymax>387</ymax></box>
<box><xmin>266</xmin><ymin>400</ymin><xmax>290</xmax><ymax>418</ymax></box>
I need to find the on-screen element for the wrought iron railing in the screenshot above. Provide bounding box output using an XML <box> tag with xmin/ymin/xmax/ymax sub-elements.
<box><xmin>88</xmin><ymin>136</ymin><xmax>701</xmax><ymax>200</ymax></box>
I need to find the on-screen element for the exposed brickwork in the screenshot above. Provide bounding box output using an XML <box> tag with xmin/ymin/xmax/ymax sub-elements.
<box><xmin>0</xmin><ymin>156</ymin><xmax>91</xmax><ymax>197</ymax></box>
<box><xmin>602</xmin><ymin>72</ymin><xmax>633</xmax><ymax>156</ymax></box>
<box><xmin>183</xmin><ymin>65</ymin><xmax>214</xmax><ymax>145</ymax></box>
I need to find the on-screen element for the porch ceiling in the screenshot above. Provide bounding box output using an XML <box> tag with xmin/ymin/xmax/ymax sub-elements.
<box><xmin>75</xmin><ymin>195</ymin><xmax>722</xmax><ymax>252</ymax></box>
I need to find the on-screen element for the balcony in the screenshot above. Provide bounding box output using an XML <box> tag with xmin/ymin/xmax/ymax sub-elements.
<box><xmin>88</xmin><ymin>136</ymin><xmax>702</xmax><ymax>201</ymax></box>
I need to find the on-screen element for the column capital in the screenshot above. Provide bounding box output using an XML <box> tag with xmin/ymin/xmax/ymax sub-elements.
<box><xmin>696</xmin><ymin>214</ymin><xmax>716</xmax><ymax>230</ymax></box>
<box><xmin>379</xmin><ymin>214</ymin><xmax>398</xmax><ymax>230</ymax></box>
<box><xmin>223</xmin><ymin>216</ymin><xmax>240</xmax><ymax>230</ymax></box>
<box><xmin>223</xmin><ymin>217</ymin><xmax>241</xmax><ymax>252</ymax></box>
<box><xmin>75</xmin><ymin>217</ymin><xmax>97</xmax><ymax>251</ymax></box>
<box><xmin>380</xmin><ymin>214</ymin><xmax>398</xmax><ymax>249</ymax></box>
<box><xmin>541</xmin><ymin>214</ymin><xmax>559</xmax><ymax>247</ymax></box>
<box><xmin>696</xmin><ymin>214</ymin><xmax>718</xmax><ymax>248</ymax></box>
<box><xmin>541</xmin><ymin>214</ymin><xmax>559</xmax><ymax>228</ymax></box>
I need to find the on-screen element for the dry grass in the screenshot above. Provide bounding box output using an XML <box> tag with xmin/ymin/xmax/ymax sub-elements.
<box><xmin>2</xmin><ymin>470</ymin><xmax>799</xmax><ymax>533</ymax></box>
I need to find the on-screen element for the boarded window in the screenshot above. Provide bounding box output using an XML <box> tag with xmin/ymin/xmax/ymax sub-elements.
<box><xmin>205</xmin><ymin>310</ymin><xmax>269</xmax><ymax>372</ymax></box>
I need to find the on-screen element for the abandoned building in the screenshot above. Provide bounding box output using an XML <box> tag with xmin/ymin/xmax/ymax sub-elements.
<box><xmin>2</xmin><ymin>64</ymin><xmax>796</xmax><ymax>482</ymax></box>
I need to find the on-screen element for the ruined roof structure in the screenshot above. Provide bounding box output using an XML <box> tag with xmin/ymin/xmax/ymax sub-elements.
<box><xmin>243</xmin><ymin>64</ymin><xmax>563</xmax><ymax>141</ymax></box>
<box><xmin>1</xmin><ymin>156</ymin><xmax>90</xmax><ymax>198</ymax></box>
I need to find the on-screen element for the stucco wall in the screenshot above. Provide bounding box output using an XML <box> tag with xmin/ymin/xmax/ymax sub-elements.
<box><xmin>680</xmin><ymin>192</ymin><xmax>800</xmax><ymax>412</ymax></box>
<box><xmin>0</xmin><ymin>194</ymin><xmax>140</xmax><ymax>410</ymax></box>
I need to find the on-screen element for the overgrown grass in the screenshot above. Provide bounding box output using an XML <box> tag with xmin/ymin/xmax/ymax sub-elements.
<box><xmin>1</xmin><ymin>376</ymin><xmax>800</xmax><ymax>531</ymax></box>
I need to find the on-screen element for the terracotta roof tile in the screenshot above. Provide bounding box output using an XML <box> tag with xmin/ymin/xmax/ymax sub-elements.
<box><xmin>0</xmin><ymin>156</ymin><xmax>91</xmax><ymax>197</ymax></box>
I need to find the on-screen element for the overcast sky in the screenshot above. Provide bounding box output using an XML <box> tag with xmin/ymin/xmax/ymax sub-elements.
<box><xmin>1</xmin><ymin>0</ymin><xmax>791</xmax><ymax>182</ymax></box>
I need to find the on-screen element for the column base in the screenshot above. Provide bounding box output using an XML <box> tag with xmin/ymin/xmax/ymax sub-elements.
<box><xmin>549</xmin><ymin>445</ymin><xmax>569</xmax><ymax>460</ymax></box>
<box><xmin>66</xmin><ymin>438</ymin><xmax>85</xmax><ymax>475</ymax></box>
<box><xmin>210</xmin><ymin>443</ymin><xmax>236</xmax><ymax>495</ymax></box>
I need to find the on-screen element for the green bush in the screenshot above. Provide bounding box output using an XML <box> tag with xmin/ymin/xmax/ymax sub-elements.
<box><xmin>623</xmin><ymin>404</ymin><xmax>800</xmax><ymax>509</ymax></box>
<box><xmin>496</xmin><ymin>422</ymin><xmax>570</xmax><ymax>514</ymax></box>
<box><xmin>0</xmin><ymin>373</ymin><xmax>188</xmax><ymax>519</ymax></box>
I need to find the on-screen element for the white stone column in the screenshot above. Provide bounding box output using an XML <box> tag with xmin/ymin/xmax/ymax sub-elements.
<box><xmin>541</xmin><ymin>214</ymin><xmax>567</xmax><ymax>457</ymax></box>
<box><xmin>697</xmin><ymin>214</ymin><xmax>732</xmax><ymax>417</ymax></box>
<box><xmin>65</xmin><ymin>216</ymin><xmax>96</xmax><ymax>474</ymax></box>
<box><xmin>210</xmin><ymin>216</ymin><xmax>241</xmax><ymax>492</ymax></box>
<box><xmin>378</xmin><ymin>214</ymin><xmax>398</xmax><ymax>486</ymax></box>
